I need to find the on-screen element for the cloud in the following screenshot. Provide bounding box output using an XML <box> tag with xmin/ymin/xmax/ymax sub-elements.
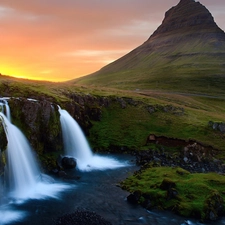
<box><xmin>0</xmin><ymin>0</ymin><xmax>224</xmax><ymax>81</ymax></box>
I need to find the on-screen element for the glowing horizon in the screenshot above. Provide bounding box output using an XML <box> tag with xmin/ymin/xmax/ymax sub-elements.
<box><xmin>0</xmin><ymin>0</ymin><xmax>224</xmax><ymax>82</ymax></box>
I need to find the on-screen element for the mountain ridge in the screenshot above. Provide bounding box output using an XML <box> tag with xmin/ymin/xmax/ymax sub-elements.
<box><xmin>74</xmin><ymin>0</ymin><xmax>225</xmax><ymax>95</ymax></box>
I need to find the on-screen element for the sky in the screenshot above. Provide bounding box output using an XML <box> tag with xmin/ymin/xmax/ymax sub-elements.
<box><xmin>0</xmin><ymin>0</ymin><xmax>224</xmax><ymax>82</ymax></box>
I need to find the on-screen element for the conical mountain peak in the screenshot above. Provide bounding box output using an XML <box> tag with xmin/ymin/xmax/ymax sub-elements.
<box><xmin>150</xmin><ymin>0</ymin><xmax>223</xmax><ymax>39</ymax></box>
<box><xmin>75</xmin><ymin>1</ymin><xmax>225</xmax><ymax>95</ymax></box>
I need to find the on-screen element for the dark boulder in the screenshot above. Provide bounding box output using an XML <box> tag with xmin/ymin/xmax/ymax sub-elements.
<box><xmin>55</xmin><ymin>209</ymin><xmax>112</xmax><ymax>225</ymax></box>
<box><xmin>127</xmin><ymin>190</ymin><xmax>142</xmax><ymax>204</ymax></box>
<box><xmin>61</xmin><ymin>157</ymin><xmax>77</xmax><ymax>169</ymax></box>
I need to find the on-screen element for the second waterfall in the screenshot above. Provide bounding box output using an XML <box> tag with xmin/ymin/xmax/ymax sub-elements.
<box><xmin>59</xmin><ymin>108</ymin><xmax>128</xmax><ymax>171</ymax></box>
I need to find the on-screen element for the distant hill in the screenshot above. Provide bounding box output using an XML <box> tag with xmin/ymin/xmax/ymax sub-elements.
<box><xmin>74</xmin><ymin>0</ymin><xmax>225</xmax><ymax>95</ymax></box>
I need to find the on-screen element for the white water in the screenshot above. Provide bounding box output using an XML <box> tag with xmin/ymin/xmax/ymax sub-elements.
<box><xmin>0</xmin><ymin>99</ymin><xmax>11</xmax><ymax>122</ymax></box>
<box><xmin>59</xmin><ymin>108</ymin><xmax>128</xmax><ymax>171</ymax></box>
<box><xmin>1</xmin><ymin>113</ymin><xmax>40</xmax><ymax>199</ymax></box>
<box><xmin>0</xmin><ymin>100</ymin><xmax>72</xmax><ymax>224</ymax></box>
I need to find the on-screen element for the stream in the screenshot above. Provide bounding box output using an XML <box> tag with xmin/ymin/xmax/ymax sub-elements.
<box><xmin>1</xmin><ymin>154</ymin><xmax>224</xmax><ymax>225</ymax></box>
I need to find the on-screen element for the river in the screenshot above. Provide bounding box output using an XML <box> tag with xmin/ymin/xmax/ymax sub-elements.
<box><xmin>1</xmin><ymin>154</ymin><xmax>225</xmax><ymax>225</ymax></box>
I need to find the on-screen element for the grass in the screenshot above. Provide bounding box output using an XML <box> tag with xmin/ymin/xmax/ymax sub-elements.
<box><xmin>1</xmin><ymin>74</ymin><xmax>225</xmax><ymax>154</ymax></box>
<box><xmin>88</xmin><ymin>95</ymin><xmax>225</xmax><ymax>155</ymax></box>
<box><xmin>121</xmin><ymin>166</ymin><xmax>225</xmax><ymax>220</ymax></box>
<box><xmin>74</xmin><ymin>37</ymin><xmax>225</xmax><ymax>96</ymax></box>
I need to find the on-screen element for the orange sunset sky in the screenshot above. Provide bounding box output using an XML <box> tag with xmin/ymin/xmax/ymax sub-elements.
<box><xmin>0</xmin><ymin>0</ymin><xmax>225</xmax><ymax>82</ymax></box>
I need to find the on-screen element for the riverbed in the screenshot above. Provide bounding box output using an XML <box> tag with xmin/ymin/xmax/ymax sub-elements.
<box><xmin>1</xmin><ymin>154</ymin><xmax>225</xmax><ymax>225</ymax></box>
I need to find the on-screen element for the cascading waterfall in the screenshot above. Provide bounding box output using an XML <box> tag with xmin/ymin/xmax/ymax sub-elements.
<box><xmin>59</xmin><ymin>109</ymin><xmax>93</xmax><ymax>165</ymax></box>
<box><xmin>0</xmin><ymin>112</ymin><xmax>40</xmax><ymax>198</ymax></box>
<box><xmin>59</xmin><ymin>107</ymin><xmax>128</xmax><ymax>171</ymax></box>
<box><xmin>0</xmin><ymin>98</ymin><xmax>11</xmax><ymax>122</ymax></box>
<box><xmin>0</xmin><ymin>99</ymin><xmax>70</xmax><ymax>201</ymax></box>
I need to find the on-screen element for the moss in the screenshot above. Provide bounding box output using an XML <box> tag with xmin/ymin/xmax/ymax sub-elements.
<box><xmin>121</xmin><ymin>167</ymin><xmax>225</xmax><ymax>221</ymax></box>
<box><xmin>203</xmin><ymin>190</ymin><xmax>224</xmax><ymax>220</ymax></box>
<box><xmin>39</xmin><ymin>153</ymin><xmax>59</xmax><ymax>172</ymax></box>
<box><xmin>88</xmin><ymin>98</ymin><xmax>225</xmax><ymax>152</ymax></box>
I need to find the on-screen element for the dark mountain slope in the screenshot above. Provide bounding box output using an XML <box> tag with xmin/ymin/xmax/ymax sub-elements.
<box><xmin>74</xmin><ymin>0</ymin><xmax>225</xmax><ymax>95</ymax></box>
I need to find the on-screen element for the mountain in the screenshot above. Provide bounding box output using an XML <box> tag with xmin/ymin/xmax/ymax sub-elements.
<box><xmin>74</xmin><ymin>0</ymin><xmax>225</xmax><ymax>95</ymax></box>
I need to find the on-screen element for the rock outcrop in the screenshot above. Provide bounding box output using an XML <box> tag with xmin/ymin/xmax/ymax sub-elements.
<box><xmin>150</xmin><ymin>0</ymin><xmax>224</xmax><ymax>40</ymax></box>
<box><xmin>8</xmin><ymin>98</ymin><xmax>61</xmax><ymax>155</ymax></box>
<box><xmin>208</xmin><ymin>121</ymin><xmax>225</xmax><ymax>133</ymax></box>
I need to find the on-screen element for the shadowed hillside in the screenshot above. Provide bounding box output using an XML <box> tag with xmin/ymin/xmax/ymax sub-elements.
<box><xmin>74</xmin><ymin>0</ymin><xmax>225</xmax><ymax>95</ymax></box>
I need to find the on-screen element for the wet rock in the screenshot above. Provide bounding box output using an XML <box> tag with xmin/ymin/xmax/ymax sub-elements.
<box><xmin>55</xmin><ymin>209</ymin><xmax>112</xmax><ymax>225</ymax></box>
<box><xmin>56</xmin><ymin>155</ymin><xmax>63</xmax><ymax>169</ymax></box>
<box><xmin>127</xmin><ymin>190</ymin><xmax>142</xmax><ymax>204</ymax></box>
<box><xmin>51</xmin><ymin>169</ymin><xmax>59</xmax><ymax>174</ymax></box>
<box><xmin>0</xmin><ymin>121</ymin><xmax>7</xmax><ymax>151</ymax></box>
<box><xmin>61</xmin><ymin>157</ymin><xmax>77</xmax><ymax>169</ymax></box>
<box><xmin>58</xmin><ymin>170</ymin><xmax>67</xmax><ymax>178</ymax></box>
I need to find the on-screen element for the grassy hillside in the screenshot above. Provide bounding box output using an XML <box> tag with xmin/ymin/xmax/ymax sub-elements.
<box><xmin>88</xmin><ymin>92</ymin><xmax>225</xmax><ymax>155</ymax></box>
<box><xmin>1</xmin><ymin>74</ymin><xmax>225</xmax><ymax>155</ymax></box>
<box><xmin>73</xmin><ymin>37</ymin><xmax>225</xmax><ymax>95</ymax></box>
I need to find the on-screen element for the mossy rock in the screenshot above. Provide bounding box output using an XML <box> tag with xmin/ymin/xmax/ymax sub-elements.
<box><xmin>121</xmin><ymin>167</ymin><xmax>225</xmax><ymax>221</ymax></box>
<box><xmin>160</xmin><ymin>178</ymin><xmax>176</xmax><ymax>190</ymax></box>
<box><xmin>203</xmin><ymin>191</ymin><xmax>224</xmax><ymax>221</ymax></box>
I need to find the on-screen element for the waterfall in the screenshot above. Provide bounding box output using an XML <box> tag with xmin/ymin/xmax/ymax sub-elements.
<box><xmin>59</xmin><ymin>108</ymin><xmax>128</xmax><ymax>171</ymax></box>
<box><xmin>0</xmin><ymin>99</ymin><xmax>70</xmax><ymax>201</ymax></box>
<box><xmin>59</xmin><ymin>109</ymin><xmax>93</xmax><ymax>162</ymax></box>
<box><xmin>0</xmin><ymin>112</ymin><xmax>40</xmax><ymax>199</ymax></box>
<box><xmin>0</xmin><ymin>99</ymin><xmax>11</xmax><ymax>122</ymax></box>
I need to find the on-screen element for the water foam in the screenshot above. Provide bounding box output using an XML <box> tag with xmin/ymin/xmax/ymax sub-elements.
<box><xmin>59</xmin><ymin>108</ymin><xmax>129</xmax><ymax>171</ymax></box>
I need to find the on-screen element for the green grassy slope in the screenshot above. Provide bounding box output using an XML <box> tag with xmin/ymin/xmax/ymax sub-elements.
<box><xmin>1</xmin><ymin>74</ymin><xmax>225</xmax><ymax>154</ymax></box>
<box><xmin>88</xmin><ymin>93</ymin><xmax>225</xmax><ymax>154</ymax></box>
<box><xmin>74</xmin><ymin>37</ymin><xmax>225</xmax><ymax>95</ymax></box>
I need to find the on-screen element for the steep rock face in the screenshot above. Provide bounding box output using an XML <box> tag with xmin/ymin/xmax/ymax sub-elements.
<box><xmin>63</xmin><ymin>93</ymin><xmax>110</xmax><ymax>134</ymax></box>
<box><xmin>142</xmin><ymin>0</ymin><xmax>225</xmax><ymax>53</ymax></box>
<box><xmin>0</xmin><ymin>122</ymin><xmax>7</xmax><ymax>178</ymax></box>
<box><xmin>151</xmin><ymin>0</ymin><xmax>223</xmax><ymax>39</ymax></box>
<box><xmin>0</xmin><ymin>121</ymin><xmax>7</xmax><ymax>151</ymax></box>
<box><xmin>8</xmin><ymin>98</ymin><xmax>62</xmax><ymax>156</ymax></box>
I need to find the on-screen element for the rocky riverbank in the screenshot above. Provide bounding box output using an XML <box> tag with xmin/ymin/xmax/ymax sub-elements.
<box><xmin>122</xmin><ymin>138</ymin><xmax>225</xmax><ymax>222</ymax></box>
<box><xmin>137</xmin><ymin>138</ymin><xmax>224</xmax><ymax>174</ymax></box>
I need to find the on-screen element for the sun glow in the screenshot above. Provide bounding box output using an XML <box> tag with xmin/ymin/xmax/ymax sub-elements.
<box><xmin>0</xmin><ymin>67</ymin><xmax>29</xmax><ymax>79</ymax></box>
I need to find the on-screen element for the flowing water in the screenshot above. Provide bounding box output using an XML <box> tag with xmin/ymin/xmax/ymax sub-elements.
<box><xmin>0</xmin><ymin>100</ymin><xmax>71</xmax><ymax>224</ymax></box>
<box><xmin>59</xmin><ymin>108</ymin><xmax>127</xmax><ymax>171</ymax></box>
<box><xmin>1</xmin><ymin>155</ymin><xmax>225</xmax><ymax>225</ymax></box>
<box><xmin>0</xmin><ymin>112</ymin><xmax>41</xmax><ymax>199</ymax></box>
